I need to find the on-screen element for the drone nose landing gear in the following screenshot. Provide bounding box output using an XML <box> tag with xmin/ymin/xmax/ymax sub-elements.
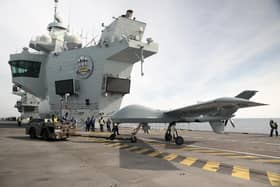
<box><xmin>165</xmin><ymin>122</ymin><xmax>184</xmax><ymax>145</ymax></box>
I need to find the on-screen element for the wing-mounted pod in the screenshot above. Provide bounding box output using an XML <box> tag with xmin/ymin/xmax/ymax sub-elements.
<box><xmin>209</xmin><ymin>121</ymin><xmax>225</xmax><ymax>134</ymax></box>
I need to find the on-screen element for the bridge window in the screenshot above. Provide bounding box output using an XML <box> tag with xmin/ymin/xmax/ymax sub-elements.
<box><xmin>9</xmin><ymin>60</ymin><xmax>41</xmax><ymax>78</ymax></box>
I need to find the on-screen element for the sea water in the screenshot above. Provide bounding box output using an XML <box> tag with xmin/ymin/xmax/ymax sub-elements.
<box><xmin>122</xmin><ymin>118</ymin><xmax>280</xmax><ymax>134</ymax></box>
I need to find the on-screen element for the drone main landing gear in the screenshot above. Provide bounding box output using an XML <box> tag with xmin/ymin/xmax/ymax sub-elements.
<box><xmin>130</xmin><ymin>123</ymin><xmax>142</xmax><ymax>143</ymax></box>
<box><xmin>164</xmin><ymin>122</ymin><xmax>184</xmax><ymax>145</ymax></box>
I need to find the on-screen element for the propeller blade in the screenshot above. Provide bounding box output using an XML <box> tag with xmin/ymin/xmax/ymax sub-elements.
<box><xmin>229</xmin><ymin>118</ymin><xmax>235</xmax><ymax>128</ymax></box>
<box><xmin>224</xmin><ymin>119</ymin><xmax>228</xmax><ymax>126</ymax></box>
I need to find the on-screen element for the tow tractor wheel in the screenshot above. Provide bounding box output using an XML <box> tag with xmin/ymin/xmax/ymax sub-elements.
<box><xmin>175</xmin><ymin>136</ymin><xmax>184</xmax><ymax>145</ymax></box>
<box><xmin>109</xmin><ymin>134</ymin><xmax>116</xmax><ymax>140</ymax></box>
<box><xmin>131</xmin><ymin>136</ymin><xmax>137</xmax><ymax>143</ymax></box>
<box><xmin>165</xmin><ymin>132</ymin><xmax>172</xmax><ymax>141</ymax></box>
<box><xmin>29</xmin><ymin>128</ymin><xmax>36</xmax><ymax>139</ymax></box>
<box><xmin>42</xmin><ymin>129</ymin><xmax>49</xmax><ymax>141</ymax></box>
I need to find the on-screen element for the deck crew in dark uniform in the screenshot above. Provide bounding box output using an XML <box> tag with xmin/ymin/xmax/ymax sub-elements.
<box><xmin>270</xmin><ymin>120</ymin><xmax>278</xmax><ymax>137</ymax></box>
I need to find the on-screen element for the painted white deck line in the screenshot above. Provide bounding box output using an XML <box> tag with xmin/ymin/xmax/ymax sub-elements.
<box><xmin>189</xmin><ymin>145</ymin><xmax>280</xmax><ymax>159</ymax></box>
<box><xmin>140</xmin><ymin>137</ymin><xmax>280</xmax><ymax>159</ymax></box>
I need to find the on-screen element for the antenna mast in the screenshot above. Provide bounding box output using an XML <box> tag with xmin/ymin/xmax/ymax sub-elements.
<box><xmin>54</xmin><ymin>0</ymin><xmax>59</xmax><ymax>22</ymax></box>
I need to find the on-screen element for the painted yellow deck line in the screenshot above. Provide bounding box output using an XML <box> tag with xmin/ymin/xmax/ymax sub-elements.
<box><xmin>109</xmin><ymin>143</ymin><xmax>122</xmax><ymax>147</ymax></box>
<box><xmin>100</xmin><ymin>139</ymin><xmax>280</xmax><ymax>185</ymax></box>
<box><xmin>163</xmin><ymin>153</ymin><xmax>178</xmax><ymax>161</ymax></box>
<box><xmin>124</xmin><ymin>146</ymin><xmax>139</xmax><ymax>151</ymax></box>
<box><xmin>148</xmin><ymin>151</ymin><xmax>162</xmax><ymax>157</ymax></box>
<box><xmin>202</xmin><ymin>161</ymin><xmax>220</xmax><ymax>172</ymax></box>
<box><xmin>103</xmin><ymin>142</ymin><xmax>113</xmax><ymax>145</ymax></box>
<box><xmin>267</xmin><ymin>172</ymin><xmax>280</xmax><ymax>187</ymax></box>
<box><xmin>148</xmin><ymin>142</ymin><xmax>164</xmax><ymax>147</ymax></box>
<box><xmin>232</xmin><ymin>166</ymin><xmax>250</xmax><ymax>180</ymax></box>
<box><xmin>180</xmin><ymin>157</ymin><xmax>197</xmax><ymax>166</ymax></box>
<box><xmin>114</xmin><ymin>144</ymin><xmax>129</xmax><ymax>149</ymax></box>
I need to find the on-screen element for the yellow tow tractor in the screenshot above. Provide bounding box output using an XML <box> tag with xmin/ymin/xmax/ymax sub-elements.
<box><xmin>25</xmin><ymin>117</ymin><xmax>76</xmax><ymax>140</ymax></box>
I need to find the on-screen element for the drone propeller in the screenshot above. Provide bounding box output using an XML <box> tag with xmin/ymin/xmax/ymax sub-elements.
<box><xmin>224</xmin><ymin>119</ymin><xmax>228</xmax><ymax>126</ymax></box>
<box><xmin>224</xmin><ymin>118</ymin><xmax>235</xmax><ymax>128</ymax></box>
<box><xmin>229</xmin><ymin>118</ymin><xmax>235</xmax><ymax>128</ymax></box>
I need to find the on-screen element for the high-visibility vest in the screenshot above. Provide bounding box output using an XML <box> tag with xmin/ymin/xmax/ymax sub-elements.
<box><xmin>271</xmin><ymin>122</ymin><xmax>277</xmax><ymax>129</ymax></box>
<box><xmin>99</xmin><ymin>118</ymin><xmax>105</xmax><ymax>125</ymax></box>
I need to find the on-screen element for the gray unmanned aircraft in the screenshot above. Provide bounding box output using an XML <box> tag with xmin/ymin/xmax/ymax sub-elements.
<box><xmin>111</xmin><ymin>90</ymin><xmax>267</xmax><ymax>145</ymax></box>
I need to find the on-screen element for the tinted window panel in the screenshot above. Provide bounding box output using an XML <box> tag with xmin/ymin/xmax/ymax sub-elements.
<box><xmin>55</xmin><ymin>79</ymin><xmax>74</xmax><ymax>96</ymax></box>
<box><xmin>106</xmin><ymin>77</ymin><xmax>130</xmax><ymax>94</ymax></box>
<box><xmin>9</xmin><ymin>60</ymin><xmax>41</xmax><ymax>78</ymax></box>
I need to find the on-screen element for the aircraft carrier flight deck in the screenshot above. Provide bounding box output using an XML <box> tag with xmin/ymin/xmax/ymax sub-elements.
<box><xmin>0</xmin><ymin>121</ymin><xmax>279</xmax><ymax>187</ymax></box>
<box><xmin>2</xmin><ymin>1</ymin><xmax>279</xmax><ymax>187</ymax></box>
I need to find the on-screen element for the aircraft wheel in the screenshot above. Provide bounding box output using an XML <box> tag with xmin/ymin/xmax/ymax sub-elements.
<box><xmin>165</xmin><ymin>133</ymin><xmax>172</xmax><ymax>141</ymax></box>
<box><xmin>109</xmin><ymin>134</ymin><xmax>116</xmax><ymax>140</ymax></box>
<box><xmin>175</xmin><ymin>136</ymin><xmax>184</xmax><ymax>145</ymax></box>
<box><xmin>131</xmin><ymin>136</ymin><xmax>137</xmax><ymax>143</ymax></box>
<box><xmin>29</xmin><ymin>128</ymin><xmax>36</xmax><ymax>139</ymax></box>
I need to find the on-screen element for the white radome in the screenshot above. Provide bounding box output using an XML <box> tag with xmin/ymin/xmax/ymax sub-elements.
<box><xmin>38</xmin><ymin>34</ymin><xmax>52</xmax><ymax>43</ymax></box>
<box><xmin>64</xmin><ymin>33</ymin><xmax>82</xmax><ymax>49</ymax></box>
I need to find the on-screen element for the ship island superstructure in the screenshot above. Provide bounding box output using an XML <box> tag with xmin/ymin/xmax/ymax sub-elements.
<box><xmin>13</xmin><ymin>86</ymin><xmax>40</xmax><ymax>118</ymax></box>
<box><xmin>8</xmin><ymin>0</ymin><xmax>158</xmax><ymax>124</ymax></box>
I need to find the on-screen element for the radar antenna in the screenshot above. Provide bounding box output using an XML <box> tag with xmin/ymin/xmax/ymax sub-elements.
<box><xmin>85</xmin><ymin>33</ymin><xmax>99</xmax><ymax>47</ymax></box>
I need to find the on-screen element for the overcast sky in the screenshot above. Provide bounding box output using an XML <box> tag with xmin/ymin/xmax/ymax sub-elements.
<box><xmin>0</xmin><ymin>0</ymin><xmax>279</xmax><ymax>118</ymax></box>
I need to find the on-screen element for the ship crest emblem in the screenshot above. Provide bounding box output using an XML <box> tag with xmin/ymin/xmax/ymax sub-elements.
<box><xmin>76</xmin><ymin>56</ymin><xmax>94</xmax><ymax>79</ymax></box>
